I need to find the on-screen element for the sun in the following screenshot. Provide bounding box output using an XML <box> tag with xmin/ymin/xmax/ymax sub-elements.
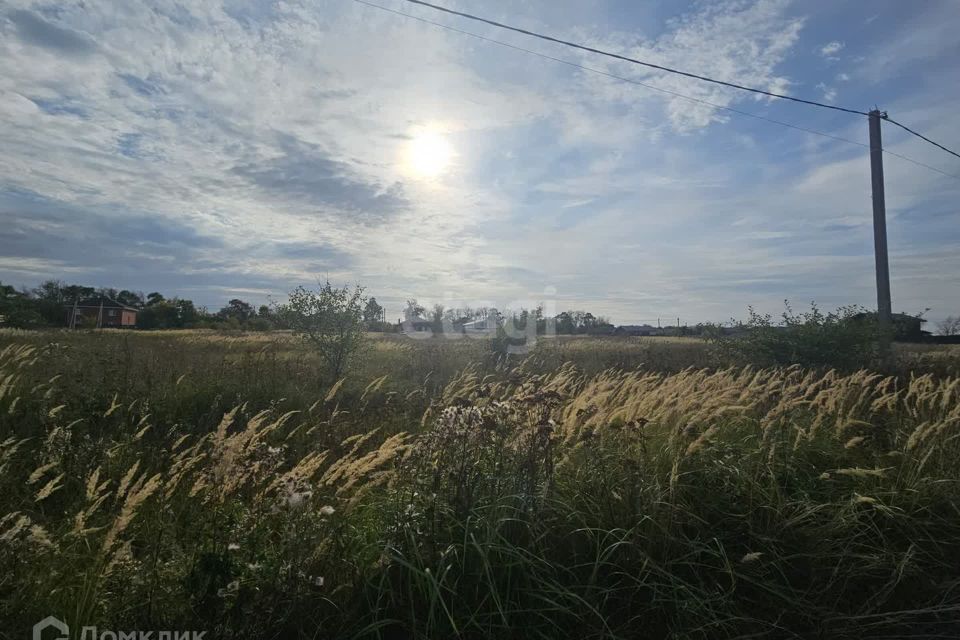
<box><xmin>404</xmin><ymin>127</ymin><xmax>455</xmax><ymax>179</ymax></box>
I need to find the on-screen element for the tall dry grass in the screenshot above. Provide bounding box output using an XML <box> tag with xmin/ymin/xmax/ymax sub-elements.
<box><xmin>1</xmin><ymin>333</ymin><xmax>959</xmax><ymax>638</ymax></box>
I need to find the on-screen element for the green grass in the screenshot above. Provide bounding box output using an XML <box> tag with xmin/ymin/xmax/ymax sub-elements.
<box><xmin>1</xmin><ymin>329</ymin><xmax>960</xmax><ymax>639</ymax></box>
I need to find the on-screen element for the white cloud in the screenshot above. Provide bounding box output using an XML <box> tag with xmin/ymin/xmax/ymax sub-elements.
<box><xmin>819</xmin><ymin>40</ymin><xmax>844</xmax><ymax>58</ymax></box>
<box><xmin>569</xmin><ymin>0</ymin><xmax>804</xmax><ymax>133</ymax></box>
<box><xmin>0</xmin><ymin>0</ymin><xmax>957</xmax><ymax>323</ymax></box>
<box><xmin>815</xmin><ymin>82</ymin><xmax>837</xmax><ymax>102</ymax></box>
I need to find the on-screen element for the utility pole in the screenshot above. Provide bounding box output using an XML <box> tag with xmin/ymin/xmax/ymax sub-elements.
<box><xmin>868</xmin><ymin>109</ymin><xmax>892</xmax><ymax>354</ymax></box>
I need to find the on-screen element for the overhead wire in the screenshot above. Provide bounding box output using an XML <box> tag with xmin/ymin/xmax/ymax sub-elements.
<box><xmin>399</xmin><ymin>0</ymin><xmax>870</xmax><ymax>116</ymax></box>
<box><xmin>397</xmin><ymin>0</ymin><xmax>960</xmax><ymax>164</ymax></box>
<box><xmin>351</xmin><ymin>0</ymin><xmax>960</xmax><ymax>181</ymax></box>
<box><xmin>884</xmin><ymin>117</ymin><xmax>960</xmax><ymax>161</ymax></box>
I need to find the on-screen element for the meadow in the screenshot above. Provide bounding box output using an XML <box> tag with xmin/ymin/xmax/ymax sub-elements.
<box><xmin>2</xmin><ymin>329</ymin><xmax>960</xmax><ymax>639</ymax></box>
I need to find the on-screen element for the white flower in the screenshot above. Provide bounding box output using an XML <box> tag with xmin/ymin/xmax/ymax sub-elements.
<box><xmin>227</xmin><ymin>543</ymin><xmax>240</xmax><ymax>551</ymax></box>
<box><xmin>319</xmin><ymin>505</ymin><xmax>335</xmax><ymax>516</ymax></box>
<box><xmin>284</xmin><ymin>490</ymin><xmax>313</xmax><ymax>509</ymax></box>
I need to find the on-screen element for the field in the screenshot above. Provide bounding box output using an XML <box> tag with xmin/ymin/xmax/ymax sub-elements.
<box><xmin>3</xmin><ymin>329</ymin><xmax>960</xmax><ymax>639</ymax></box>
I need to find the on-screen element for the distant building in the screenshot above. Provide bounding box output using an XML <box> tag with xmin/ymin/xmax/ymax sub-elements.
<box><xmin>615</xmin><ymin>324</ymin><xmax>663</xmax><ymax>336</ymax></box>
<box><xmin>399</xmin><ymin>317</ymin><xmax>432</xmax><ymax>332</ymax></box>
<box><xmin>66</xmin><ymin>296</ymin><xmax>138</xmax><ymax>328</ymax></box>
<box><xmin>851</xmin><ymin>312</ymin><xmax>928</xmax><ymax>341</ymax></box>
<box><xmin>460</xmin><ymin>318</ymin><xmax>497</xmax><ymax>334</ymax></box>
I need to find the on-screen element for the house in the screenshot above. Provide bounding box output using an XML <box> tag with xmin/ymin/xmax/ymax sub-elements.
<box><xmin>399</xmin><ymin>317</ymin><xmax>433</xmax><ymax>332</ymax></box>
<box><xmin>851</xmin><ymin>312</ymin><xmax>928</xmax><ymax>341</ymax></box>
<box><xmin>460</xmin><ymin>318</ymin><xmax>497</xmax><ymax>334</ymax></box>
<box><xmin>66</xmin><ymin>296</ymin><xmax>138</xmax><ymax>328</ymax></box>
<box><xmin>615</xmin><ymin>324</ymin><xmax>663</xmax><ymax>336</ymax></box>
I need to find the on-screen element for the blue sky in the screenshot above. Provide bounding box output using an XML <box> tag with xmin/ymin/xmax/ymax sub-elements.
<box><xmin>1</xmin><ymin>0</ymin><xmax>958</xmax><ymax>323</ymax></box>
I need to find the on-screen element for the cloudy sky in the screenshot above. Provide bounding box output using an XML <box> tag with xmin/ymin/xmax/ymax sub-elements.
<box><xmin>1</xmin><ymin>0</ymin><xmax>958</xmax><ymax>324</ymax></box>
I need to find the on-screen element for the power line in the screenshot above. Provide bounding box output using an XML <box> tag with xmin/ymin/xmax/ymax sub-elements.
<box><xmin>352</xmin><ymin>0</ymin><xmax>960</xmax><ymax>181</ymax></box>
<box><xmin>397</xmin><ymin>0</ymin><xmax>960</xmax><ymax>162</ymax></box>
<box><xmin>400</xmin><ymin>0</ymin><xmax>867</xmax><ymax>115</ymax></box>
<box><xmin>885</xmin><ymin>116</ymin><xmax>960</xmax><ymax>161</ymax></box>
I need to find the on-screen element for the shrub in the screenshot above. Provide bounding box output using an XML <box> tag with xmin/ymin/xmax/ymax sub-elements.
<box><xmin>278</xmin><ymin>281</ymin><xmax>366</xmax><ymax>379</ymax></box>
<box><xmin>706</xmin><ymin>302</ymin><xmax>884</xmax><ymax>370</ymax></box>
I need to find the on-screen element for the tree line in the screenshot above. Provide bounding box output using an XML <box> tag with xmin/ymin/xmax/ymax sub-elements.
<box><xmin>400</xmin><ymin>299</ymin><xmax>616</xmax><ymax>335</ymax></box>
<box><xmin>0</xmin><ymin>279</ymin><xmax>396</xmax><ymax>332</ymax></box>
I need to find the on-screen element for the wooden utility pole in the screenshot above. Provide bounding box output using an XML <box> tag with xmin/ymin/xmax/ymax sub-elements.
<box><xmin>868</xmin><ymin>109</ymin><xmax>892</xmax><ymax>354</ymax></box>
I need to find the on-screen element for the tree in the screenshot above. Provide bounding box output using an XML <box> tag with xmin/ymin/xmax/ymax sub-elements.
<box><xmin>279</xmin><ymin>281</ymin><xmax>367</xmax><ymax>379</ymax></box>
<box><xmin>705</xmin><ymin>302</ymin><xmax>883</xmax><ymax>370</ymax></box>
<box><xmin>138</xmin><ymin>301</ymin><xmax>180</xmax><ymax>329</ymax></box>
<box><xmin>364</xmin><ymin>297</ymin><xmax>384</xmax><ymax>323</ymax></box>
<box><xmin>117</xmin><ymin>290</ymin><xmax>144</xmax><ymax>308</ymax></box>
<box><xmin>0</xmin><ymin>282</ymin><xmax>44</xmax><ymax>328</ymax></box>
<box><xmin>32</xmin><ymin>280</ymin><xmax>65</xmax><ymax>303</ymax></box>
<box><xmin>938</xmin><ymin>316</ymin><xmax>960</xmax><ymax>336</ymax></box>
<box><xmin>146</xmin><ymin>292</ymin><xmax>165</xmax><ymax>306</ymax></box>
<box><xmin>555</xmin><ymin>311</ymin><xmax>575</xmax><ymax>334</ymax></box>
<box><xmin>404</xmin><ymin>299</ymin><xmax>425</xmax><ymax>321</ymax></box>
<box><xmin>176</xmin><ymin>299</ymin><xmax>198</xmax><ymax>326</ymax></box>
<box><xmin>219</xmin><ymin>298</ymin><xmax>254</xmax><ymax>322</ymax></box>
<box><xmin>63</xmin><ymin>284</ymin><xmax>95</xmax><ymax>302</ymax></box>
<box><xmin>431</xmin><ymin>303</ymin><xmax>445</xmax><ymax>333</ymax></box>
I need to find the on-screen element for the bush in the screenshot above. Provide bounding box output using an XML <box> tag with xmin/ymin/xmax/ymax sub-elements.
<box><xmin>707</xmin><ymin>302</ymin><xmax>884</xmax><ymax>370</ymax></box>
<box><xmin>278</xmin><ymin>281</ymin><xmax>366</xmax><ymax>379</ymax></box>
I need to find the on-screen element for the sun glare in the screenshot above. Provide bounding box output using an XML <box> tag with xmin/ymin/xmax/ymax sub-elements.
<box><xmin>404</xmin><ymin>127</ymin><xmax>454</xmax><ymax>179</ymax></box>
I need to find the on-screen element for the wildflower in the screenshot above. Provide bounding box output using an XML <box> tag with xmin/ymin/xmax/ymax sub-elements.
<box><xmin>319</xmin><ymin>505</ymin><xmax>335</xmax><ymax>516</ymax></box>
<box><xmin>217</xmin><ymin>580</ymin><xmax>240</xmax><ymax>598</ymax></box>
<box><xmin>283</xmin><ymin>490</ymin><xmax>313</xmax><ymax>509</ymax></box>
<box><xmin>228</xmin><ymin>543</ymin><xmax>240</xmax><ymax>551</ymax></box>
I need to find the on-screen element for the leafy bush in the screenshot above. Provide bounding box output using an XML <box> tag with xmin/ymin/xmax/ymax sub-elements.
<box><xmin>278</xmin><ymin>281</ymin><xmax>367</xmax><ymax>379</ymax></box>
<box><xmin>706</xmin><ymin>302</ymin><xmax>884</xmax><ymax>370</ymax></box>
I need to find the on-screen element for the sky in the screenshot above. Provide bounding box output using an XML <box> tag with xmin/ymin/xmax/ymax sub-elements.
<box><xmin>1</xmin><ymin>0</ymin><xmax>958</xmax><ymax>325</ymax></box>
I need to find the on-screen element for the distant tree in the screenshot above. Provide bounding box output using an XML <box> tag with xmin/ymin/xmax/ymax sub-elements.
<box><xmin>32</xmin><ymin>280</ymin><xmax>65</xmax><ymax>303</ymax></box>
<box><xmin>219</xmin><ymin>298</ymin><xmax>254</xmax><ymax>322</ymax></box>
<box><xmin>63</xmin><ymin>284</ymin><xmax>95</xmax><ymax>302</ymax></box>
<box><xmin>117</xmin><ymin>290</ymin><xmax>144</xmax><ymax>307</ymax></box>
<box><xmin>431</xmin><ymin>304</ymin><xmax>445</xmax><ymax>333</ymax></box>
<box><xmin>363</xmin><ymin>297</ymin><xmax>384</xmax><ymax>323</ymax></box>
<box><xmin>279</xmin><ymin>281</ymin><xmax>367</xmax><ymax>379</ymax></box>
<box><xmin>555</xmin><ymin>311</ymin><xmax>575</xmax><ymax>334</ymax></box>
<box><xmin>706</xmin><ymin>302</ymin><xmax>883</xmax><ymax>370</ymax></box>
<box><xmin>0</xmin><ymin>281</ymin><xmax>44</xmax><ymax>328</ymax></box>
<box><xmin>404</xmin><ymin>299</ymin><xmax>425</xmax><ymax>321</ymax></box>
<box><xmin>146</xmin><ymin>292</ymin><xmax>165</xmax><ymax>306</ymax></box>
<box><xmin>138</xmin><ymin>301</ymin><xmax>179</xmax><ymax>329</ymax></box>
<box><xmin>176</xmin><ymin>299</ymin><xmax>198</xmax><ymax>326</ymax></box>
<box><xmin>938</xmin><ymin>316</ymin><xmax>960</xmax><ymax>336</ymax></box>
<box><xmin>258</xmin><ymin>304</ymin><xmax>271</xmax><ymax>318</ymax></box>
<box><xmin>30</xmin><ymin>281</ymin><xmax>94</xmax><ymax>325</ymax></box>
